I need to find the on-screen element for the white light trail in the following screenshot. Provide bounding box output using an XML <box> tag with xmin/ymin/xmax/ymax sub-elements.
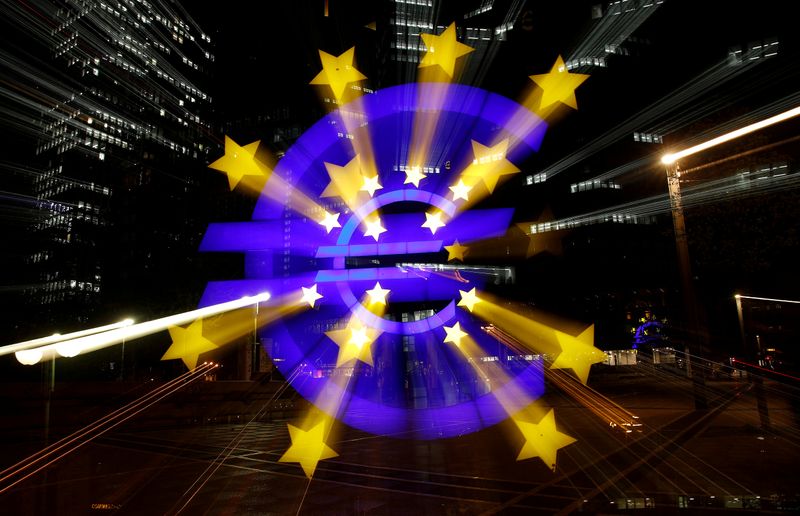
<box><xmin>663</xmin><ymin>106</ymin><xmax>800</xmax><ymax>164</ymax></box>
<box><xmin>734</xmin><ymin>294</ymin><xmax>800</xmax><ymax>304</ymax></box>
<box><xmin>13</xmin><ymin>293</ymin><xmax>270</xmax><ymax>365</ymax></box>
<box><xmin>1</xmin><ymin>319</ymin><xmax>134</xmax><ymax>357</ymax></box>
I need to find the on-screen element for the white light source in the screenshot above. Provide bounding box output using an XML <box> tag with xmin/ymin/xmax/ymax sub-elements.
<box><xmin>55</xmin><ymin>341</ymin><xmax>82</xmax><ymax>358</ymax></box>
<box><xmin>15</xmin><ymin>349</ymin><xmax>43</xmax><ymax>365</ymax></box>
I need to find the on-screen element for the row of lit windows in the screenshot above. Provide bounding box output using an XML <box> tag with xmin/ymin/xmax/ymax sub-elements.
<box><xmin>728</xmin><ymin>38</ymin><xmax>779</xmax><ymax>65</ymax></box>
<box><xmin>529</xmin><ymin>213</ymin><xmax>654</xmax><ymax>234</ymax></box>
<box><xmin>633</xmin><ymin>132</ymin><xmax>662</xmax><ymax>144</ymax></box>
<box><xmin>393</xmin><ymin>164</ymin><xmax>441</xmax><ymax>175</ymax></box>
<box><xmin>570</xmin><ymin>180</ymin><xmax>621</xmax><ymax>193</ymax></box>
<box><xmin>525</xmin><ymin>173</ymin><xmax>547</xmax><ymax>185</ymax></box>
<box><xmin>566</xmin><ymin>57</ymin><xmax>607</xmax><ymax>70</ymax></box>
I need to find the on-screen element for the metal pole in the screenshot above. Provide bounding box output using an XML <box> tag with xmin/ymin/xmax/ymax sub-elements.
<box><xmin>666</xmin><ymin>162</ymin><xmax>707</xmax><ymax>409</ymax></box>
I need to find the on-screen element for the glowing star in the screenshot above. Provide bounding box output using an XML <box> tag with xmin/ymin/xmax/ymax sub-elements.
<box><xmin>448</xmin><ymin>179</ymin><xmax>472</xmax><ymax>201</ymax></box>
<box><xmin>419</xmin><ymin>22</ymin><xmax>475</xmax><ymax>78</ymax></box>
<box><xmin>463</xmin><ymin>139</ymin><xmax>520</xmax><ymax>193</ymax></box>
<box><xmin>458</xmin><ymin>287</ymin><xmax>481</xmax><ymax>312</ymax></box>
<box><xmin>319</xmin><ymin>211</ymin><xmax>342</xmax><ymax>233</ymax></box>
<box><xmin>162</xmin><ymin>319</ymin><xmax>217</xmax><ymax>370</ymax></box>
<box><xmin>321</xmin><ymin>155</ymin><xmax>366</xmax><ymax>206</ymax></box>
<box><xmin>363</xmin><ymin>218</ymin><xmax>387</xmax><ymax>241</ymax></box>
<box><xmin>421</xmin><ymin>211</ymin><xmax>446</xmax><ymax>235</ymax></box>
<box><xmin>208</xmin><ymin>136</ymin><xmax>268</xmax><ymax>190</ymax></box>
<box><xmin>444</xmin><ymin>240</ymin><xmax>468</xmax><ymax>262</ymax></box>
<box><xmin>403</xmin><ymin>166</ymin><xmax>426</xmax><ymax>188</ymax></box>
<box><xmin>529</xmin><ymin>55</ymin><xmax>590</xmax><ymax>111</ymax></box>
<box><xmin>550</xmin><ymin>326</ymin><xmax>605</xmax><ymax>384</ymax></box>
<box><xmin>310</xmin><ymin>47</ymin><xmax>367</xmax><ymax>102</ymax></box>
<box><xmin>514</xmin><ymin>409</ymin><xmax>576</xmax><ymax>471</ymax></box>
<box><xmin>360</xmin><ymin>175</ymin><xmax>383</xmax><ymax>197</ymax></box>
<box><xmin>300</xmin><ymin>284</ymin><xmax>323</xmax><ymax>308</ymax></box>
<box><xmin>443</xmin><ymin>322</ymin><xmax>468</xmax><ymax>347</ymax></box>
<box><xmin>326</xmin><ymin>318</ymin><xmax>382</xmax><ymax>367</ymax></box>
<box><xmin>278</xmin><ymin>421</ymin><xmax>338</xmax><ymax>478</ymax></box>
<box><xmin>365</xmin><ymin>282</ymin><xmax>390</xmax><ymax>305</ymax></box>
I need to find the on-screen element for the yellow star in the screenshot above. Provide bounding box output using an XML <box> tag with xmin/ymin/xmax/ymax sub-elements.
<box><xmin>529</xmin><ymin>55</ymin><xmax>589</xmax><ymax>111</ymax></box>
<box><xmin>208</xmin><ymin>136</ymin><xmax>268</xmax><ymax>190</ymax></box>
<box><xmin>326</xmin><ymin>318</ymin><xmax>382</xmax><ymax>367</ymax></box>
<box><xmin>365</xmin><ymin>282</ymin><xmax>390</xmax><ymax>305</ymax></box>
<box><xmin>403</xmin><ymin>166</ymin><xmax>426</xmax><ymax>188</ymax></box>
<box><xmin>463</xmin><ymin>139</ymin><xmax>520</xmax><ymax>193</ymax></box>
<box><xmin>361</xmin><ymin>174</ymin><xmax>383</xmax><ymax>197</ymax></box>
<box><xmin>321</xmin><ymin>155</ymin><xmax>365</xmax><ymax>206</ymax></box>
<box><xmin>448</xmin><ymin>179</ymin><xmax>472</xmax><ymax>201</ymax></box>
<box><xmin>300</xmin><ymin>284</ymin><xmax>323</xmax><ymax>308</ymax></box>
<box><xmin>310</xmin><ymin>47</ymin><xmax>367</xmax><ymax>102</ymax></box>
<box><xmin>419</xmin><ymin>22</ymin><xmax>475</xmax><ymax>78</ymax></box>
<box><xmin>514</xmin><ymin>409</ymin><xmax>576</xmax><ymax>471</ymax></box>
<box><xmin>278</xmin><ymin>420</ymin><xmax>338</xmax><ymax>478</ymax></box>
<box><xmin>458</xmin><ymin>287</ymin><xmax>481</xmax><ymax>312</ymax></box>
<box><xmin>319</xmin><ymin>211</ymin><xmax>341</xmax><ymax>233</ymax></box>
<box><xmin>162</xmin><ymin>319</ymin><xmax>217</xmax><ymax>370</ymax></box>
<box><xmin>443</xmin><ymin>322</ymin><xmax>468</xmax><ymax>347</ymax></box>
<box><xmin>444</xmin><ymin>240</ymin><xmax>468</xmax><ymax>262</ymax></box>
<box><xmin>363</xmin><ymin>218</ymin><xmax>387</xmax><ymax>241</ymax></box>
<box><xmin>421</xmin><ymin>211</ymin><xmax>446</xmax><ymax>235</ymax></box>
<box><xmin>550</xmin><ymin>326</ymin><xmax>605</xmax><ymax>384</ymax></box>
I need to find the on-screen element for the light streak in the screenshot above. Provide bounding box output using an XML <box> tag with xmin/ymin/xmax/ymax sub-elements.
<box><xmin>731</xmin><ymin>358</ymin><xmax>800</xmax><ymax>382</ymax></box>
<box><xmin>15</xmin><ymin>294</ymin><xmax>270</xmax><ymax>364</ymax></box>
<box><xmin>662</xmin><ymin>106</ymin><xmax>800</xmax><ymax>164</ymax></box>
<box><xmin>734</xmin><ymin>294</ymin><xmax>800</xmax><ymax>304</ymax></box>
<box><xmin>1</xmin><ymin>319</ymin><xmax>134</xmax><ymax>357</ymax></box>
<box><xmin>0</xmin><ymin>363</ymin><xmax>215</xmax><ymax>493</ymax></box>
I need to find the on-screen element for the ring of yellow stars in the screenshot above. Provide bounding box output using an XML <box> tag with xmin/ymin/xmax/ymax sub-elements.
<box><xmin>363</xmin><ymin>218</ymin><xmax>387</xmax><ymax>241</ymax></box>
<box><xmin>443</xmin><ymin>322</ymin><xmax>468</xmax><ymax>347</ymax></box>
<box><xmin>365</xmin><ymin>282</ymin><xmax>390</xmax><ymax>305</ymax></box>
<box><xmin>162</xmin><ymin>319</ymin><xmax>218</xmax><ymax>371</ymax></box>
<box><xmin>457</xmin><ymin>287</ymin><xmax>481</xmax><ymax>312</ymax></box>
<box><xmin>319</xmin><ymin>211</ymin><xmax>341</xmax><ymax>233</ymax></box>
<box><xmin>421</xmin><ymin>211</ymin><xmax>446</xmax><ymax>235</ymax></box>
<box><xmin>463</xmin><ymin>138</ymin><xmax>520</xmax><ymax>193</ymax></box>
<box><xmin>513</xmin><ymin>409</ymin><xmax>576</xmax><ymax>471</ymax></box>
<box><xmin>444</xmin><ymin>240</ymin><xmax>468</xmax><ymax>262</ymax></box>
<box><xmin>278</xmin><ymin>421</ymin><xmax>338</xmax><ymax>479</ymax></box>
<box><xmin>208</xmin><ymin>136</ymin><xmax>268</xmax><ymax>190</ymax></box>
<box><xmin>419</xmin><ymin>22</ymin><xmax>475</xmax><ymax>78</ymax></box>
<box><xmin>550</xmin><ymin>326</ymin><xmax>605</xmax><ymax>384</ymax></box>
<box><xmin>326</xmin><ymin>318</ymin><xmax>382</xmax><ymax>367</ymax></box>
<box><xmin>321</xmin><ymin>155</ymin><xmax>366</xmax><ymax>206</ymax></box>
<box><xmin>448</xmin><ymin>179</ymin><xmax>472</xmax><ymax>201</ymax></box>
<box><xmin>361</xmin><ymin>175</ymin><xmax>383</xmax><ymax>197</ymax></box>
<box><xmin>310</xmin><ymin>47</ymin><xmax>367</xmax><ymax>102</ymax></box>
<box><xmin>403</xmin><ymin>166</ymin><xmax>426</xmax><ymax>188</ymax></box>
<box><xmin>529</xmin><ymin>55</ymin><xmax>590</xmax><ymax>111</ymax></box>
<box><xmin>300</xmin><ymin>284</ymin><xmax>323</xmax><ymax>308</ymax></box>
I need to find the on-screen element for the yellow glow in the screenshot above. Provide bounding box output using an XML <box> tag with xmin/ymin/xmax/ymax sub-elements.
<box><xmin>421</xmin><ymin>211</ymin><xmax>446</xmax><ymax>235</ymax></box>
<box><xmin>162</xmin><ymin>319</ymin><xmax>218</xmax><ymax>371</ymax></box>
<box><xmin>208</xmin><ymin>136</ymin><xmax>268</xmax><ymax>190</ymax></box>
<box><xmin>278</xmin><ymin>420</ymin><xmax>339</xmax><ymax>478</ymax></box>
<box><xmin>662</xmin><ymin>105</ymin><xmax>800</xmax><ymax>165</ymax></box>
<box><xmin>300</xmin><ymin>284</ymin><xmax>323</xmax><ymax>308</ymax></box>
<box><xmin>363</xmin><ymin>218</ymin><xmax>387</xmax><ymax>241</ymax></box>
<box><xmin>365</xmin><ymin>282</ymin><xmax>390</xmax><ymax>305</ymax></box>
<box><xmin>513</xmin><ymin>409</ymin><xmax>576</xmax><ymax>470</ymax></box>
<box><xmin>448</xmin><ymin>179</ymin><xmax>472</xmax><ymax>201</ymax></box>
<box><xmin>418</xmin><ymin>22</ymin><xmax>474</xmax><ymax>78</ymax></box>
<box><xmin>457</xmin><ymin>287</ymin><xmax>481</xmax><ymax>312</ymax></box>
<box><xmin>55</xmin><ymin>341</ymin><xmax>83</xmax><ymax>358</ymax></box>
<box><xmin>403</xmin><ymin>166</ymin><xmax>426</xmax><ymax>188</ymax></box>
<box><xmin>326</xmin><ymin>316</ymin><xmax>382</xmax><ymax>367</ymax></box>
<box><xmin>444</xmin><ymin>240</ymin><xmax>468</xmax><ymax>262</ymax></box>
<box><xmin>529</xmin><ymin>55</ymin><xmax>589</xmax><ymax>111</ymax></box>
<box><xmin>319</xmin><ymin>211</ymin><xmax>342</xmax><ymax>233</ymax></box>
<box><xmin>360</xmin><ymin>175</ymin><xmax>383</xmax><ymax>197</ymax></box>
<box><xmin>310</xmin><ymin>47</ymin><xmax>367</xmax><ymax>103</ymax></box>
<box><xmin>443</xmin><ymin>322</ymin><xmax>468</xmax><ymax>347</ymax></box>
<box><xmin>462</xmin><ymin>139</ymin><xmax>520</xmax><ymax>193</ymax></box>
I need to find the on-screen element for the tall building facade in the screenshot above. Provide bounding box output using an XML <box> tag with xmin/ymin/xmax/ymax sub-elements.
<box><xmin>2</xmin><ymin>0</ymin><xmax>217</xmax><ymax>331</ymax></box>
